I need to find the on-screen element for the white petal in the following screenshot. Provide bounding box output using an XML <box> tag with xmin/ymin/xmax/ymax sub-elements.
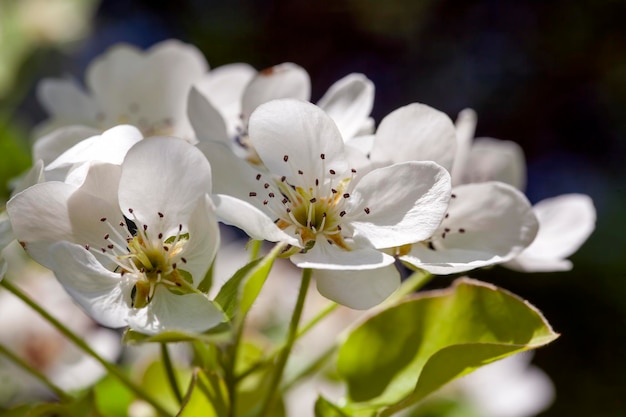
<box><xmin>213</xmin><ymin>194</ymin><xmax>299</xmax><ymax>246</ymax></box>
<box><xmin>37</xmin><ymin>78</ymin><xmax>99</xmax><ymax>121</ymax></box>
<box><xmin>451</xmin><ymin>108</ymin><xmax>477</xmax><ymax>185</ymax></box>
<box><xmin>403</xmin><ymin>182</ymin><xmax>539</xmax><ymax>274</ymax></box>
<box><xmin>505</xmin><ymin>194</ymin><xmax>596</xmax><ymax>272</ymax></box>
<box><xmin>187</xmin><ymin>86</ymin><xmax>230</xmax><ymax>145</ymax></box>
<box><xmin>196</xmin><ymin>140</ymin><xmax>262</xmax><ymax>202</ymax></box>
<box><xmin>463</xmin><ymin>137</ymin><xmax>526</xmax><ymax>190</ymax></box>
<box><xmin>349</xmin><ymin>161</ymin><xmax>451</xmax><ymax>248</ymax></box>
<box><xmin>0</xmin><ymin>217</ymin><xmax>14</xmax><ymax>250</ymax></box>
<box><xmin>33</xmin><ymin>125</ymin><xmax>102</xmax><ymax>165</ymax></box>
<box><xmin>7</xmin><ymin>182</ymin><xmax>76</xmax><ymax>267</ymax></box>
<box><xmin>241</xmin><ymin>63</ymin><xmax>311</xmax><ymax>122</ymax></box>
<box><xmin>314</xmin><ymin>265</ymin><xmax>400</xmax><ymax>309</ymax></box>
<box><xmin>10</xmin><ymin>160</ymin><xmax>45</xmax><ymax>197</ymax></box>
<box><xmin>248</xmin><ymin>99</ymin><xmax>349</xmax><ymax>187</ymax></box>
<box><xmin>127</xmin><ymin>287</ymin><xmax>224</xmax><ymax>335</ymax></box>
<box><xmin>317</xmin><ymin>73</ymin><xmax>374</xmax><ymax>140</ymax></box>
<box><xmin>86</xmin><ymin>40</ymin><xmax>207</xmax><ymax>138</ymax></box>
<box><xmin>345</xmin><ymin>134</ymin><xmax>375</xmax><ymax>158</ymax></box>
<box><xmin>194</xmin><ymin>63</ymin><xmax>255</xmax><ymax>135</ymax></box>
<box><xmin>118</xmin><ymin>137</ymin><xmax>213</xmax><ymax>229</ymax></box>
<box><xmin>291</xmin><ymin>238</ymin><xmax>395</xmax><ymax>270</ymax></box>
<box><xmin>46</xmin><ymin>125</ymin><xmax>143</xmax><ymax>171</ymax></box>
<box><xmin>86</xmin><ymin>44</ymin><xmax>145</xmax><ymax>112</ymax></box>
<box><xmin>49</xmin><ymin>241</ymin><xmax>129</xmax><ymax>328</ymax></box>
<box><xmin>177</xmin><ymin>195</ymin><xmax>220</xmax><ymax>286</ymax></box>
<box><xmin>370</xmin><ymin>103</ymin><xmax>458</xmax><ymax>172</ymax></box>
<box><xmin>66</xmin><ymin>163</ymin><xmax>126</xmax><ymax>254</ymax></box>
<box><xmin>504</xmin><ymin>256</ymin><xmax>573</xmax><ymax>272</ymax></box>
<box><xmin>401</xmin><ymin>245</ymin><xmax>516</xmax><ymax>275</ymax></box>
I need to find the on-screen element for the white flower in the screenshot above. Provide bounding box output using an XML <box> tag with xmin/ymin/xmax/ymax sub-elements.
<box><xmin>7</xmin><ymin>137</ymin><xmax>223</xmax><ymax>334</ymax></box>
<box><xmin>189</xmin><ymin>63</ymin><xmax>374</xmax><ymax>174</ymax></box>
<box><xmin>504</xmin><ymin>194</ymin><xmax>596</xmax><ymax>272</ymax></box>
<box><xmin>365</xmin><ymin>104</ymin><xmax>538</xmax><ymax>274</ymax></box>
<box><xmin>455</xmin><ymin>352</ymin><xmax>555</xmax><ymax>417</ymax></box>
<box><xmin>36</xmin><ymin>39</ymin><xmax>208</xmax><ymax>140</ymax></box>
<box><xmin>211</xmin><ymin>99</ymin><xmax>451</xmax><ymax>308</ymax></box>
<box><xmin>452</xmin><ymin>109</ymin><xmax>596</xmax><ymax>272</ymax></box>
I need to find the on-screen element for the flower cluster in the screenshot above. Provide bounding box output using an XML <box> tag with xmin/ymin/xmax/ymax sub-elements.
<box><xmin>0</xmin><ymin>39</ymin><xmax>595</xmax><ymax>416</ymax></box>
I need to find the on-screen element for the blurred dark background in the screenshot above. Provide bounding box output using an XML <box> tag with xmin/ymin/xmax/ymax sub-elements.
<box><xmin>2</xmin><ymin>0</ymin><xmax>625</xmax><ymax>416</ymax></box>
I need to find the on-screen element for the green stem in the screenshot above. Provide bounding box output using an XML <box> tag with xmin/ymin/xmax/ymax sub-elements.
<box><xmin>296</xmin><ymin>301</ymin><xmax>338</xmax><ymax>338</ymax></box>
<box><xmin>160</xmin><ymin>343</ymin><xmax>183</xmax><ymax>405</ymax></box>
<box><xmin>383</xmin><ymin>270</ymin><xmax>433</xmax><ymax>306</ymax></box>
<box><xmin>236</xmin><ymin>300</ymin><xmax>338</xmax><ymax>382</ymax></box>
<box><xmin>258</xmin><ymin>268</ymin><xmax>312</xmax><ymax>417</ymax></box>
<box><xmin>225</xmin><ymin>324</ymin><xmax>244</xmax><ymax>417</ymax></box>
<box><xmin>0</xmin><ymin>343</ymin><xmax>72</xmax><ymax>402</ymax></box>
<box><xmin>280</xmin><ymin>270</ymin><xmax>434</xmax><ymax>391</ymax></box>
<box><xmin>1</xmin><ymin>280</ymin><xmax>174</xmax><ymax>417</ymax></box>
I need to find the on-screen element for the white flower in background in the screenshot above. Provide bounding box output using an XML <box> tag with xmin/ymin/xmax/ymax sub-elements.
<box><xmin>504</xmin><ymin>194</ymin><xmax>596</xmax><ymax>272</ymax></box>
<box><xmin>0</xmin><ymin>242</ymin><xmax>120</xmax><ymax>405</ymax></box>
<box><xmin>188</xmin><ymin>63</ymin><xmax>374</xmax><ymax>175</ymax></box>
<box><xmin>454</xmin><ymin>352</ymin><xmax>554</xmax><ymax>417</ymax></box>
<box><xmin>7</xmin><ymin>137</ymin><xmax>224</xmax><ymax>334</ymax></box>
<box><xmin>35</xmin><ymin>39</ymin><xmax>208</xmax><ymax>144</ymax></box>
<box><xmin>452</xmin><ymin>109</ymin><xmax>596</xmax><ymax>272</ymax></box>
<box><xmin>212</xmin><ymin>99</ymin><xmax>451</xmax><ymax>308</ymax></box>
<box><xmin>364</xmin><ymin>104</ymin><xmax>538</xmax><ymax>274</ymax></box>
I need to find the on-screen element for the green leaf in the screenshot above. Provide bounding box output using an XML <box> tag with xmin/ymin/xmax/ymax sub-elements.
<box><xmin>215</xmin><ymin>243</ymin><xmax>284</xmax><ymax>323</ymax></box>
<box><xmin>93</xmin><ymin>374</ymin><xmax>135</xmax><ymax>416</ymax></box>
<box><xmin>315</xmin><ymin>396</ymin><xmax>352</xmax><ymax>417</ymax></box>
<box><xmin>337</xmin><ymin>278</ymin><xmax>559</xmax><ymax>415</ymax></box>
<box><xmin>178</xmin><ymin>368</ymin><xmax>229</xmax><ymax>417</ymax></box>
<box><xmin>140</xmin><ymin>359</ymin><xmax>192</xmax><ymax>416</ymax></box>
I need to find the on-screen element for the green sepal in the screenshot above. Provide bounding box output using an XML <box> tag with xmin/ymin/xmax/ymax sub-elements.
<box><xmin>215</xmin><ymin>242</ymin><xmax>284</xmax><ymax>323</ymax></box>
<box><xmin>122</xmin><ymin>321</ymin><xmax>232</xmax><ymax>345</ymax></box>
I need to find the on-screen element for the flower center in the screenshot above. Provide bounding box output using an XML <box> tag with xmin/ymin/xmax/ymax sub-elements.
<box><xmin>248</xmin><ymin>153</ymin><xmax>371</xmax><ymax>251</ymax></box>
<box><xmin>85</xmin><ymin>209</ymin><xmax>192</xmax><ymax>309</ymax></box>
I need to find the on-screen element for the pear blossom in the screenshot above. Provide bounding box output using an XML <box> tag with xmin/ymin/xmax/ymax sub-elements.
<box><xmin>35</xmin><ymin>39</ymin><xmax>208</xmax><ymax>147</ymax></box>
<box><xmin>211</xmin><ymin>99</ymin><xmax>451</xmax><ymax>308</ymax></box>
<box><xmin>188</xmin><ymin>63</ymin><xmax>374</xmax><ymax>189</ymax></box>
<box><xmin>452</xmin><ymin>109</ymin><xmax>596</xmax><ymax>272</ymax></box>
<box><xmin>364</xmin><ymin>104</ymin><xmax>539</xmax><ymax>274</ymax></box>
<box><xmin>0</xmin><ymin>244</ymin><xmax>120</xmax><ymax>404</ymax></box>
<box><xmin>7</xmin><ymin>137</ymin><xmax>224</xmax><ymax>334</ymax></box>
